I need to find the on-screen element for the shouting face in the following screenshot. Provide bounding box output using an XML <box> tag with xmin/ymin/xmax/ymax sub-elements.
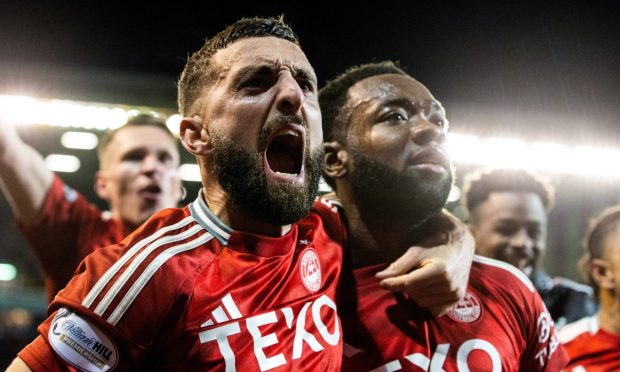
<box><xmin>189</xmin><ymin>37</ymin><xmax>323</xmax><ymax>225</ymax></box>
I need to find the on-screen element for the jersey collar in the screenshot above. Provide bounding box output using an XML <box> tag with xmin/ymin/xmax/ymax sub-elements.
<box><xmin>189</xmin><ymin>189</ymin><xmax>233</xmax><ymax>246</ymax></box>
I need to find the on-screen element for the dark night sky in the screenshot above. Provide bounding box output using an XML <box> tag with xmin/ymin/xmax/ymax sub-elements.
<box><xmin>1</xmin><ymin>1</ymin><xmax>619</xmax><ymax>144</ymax></box>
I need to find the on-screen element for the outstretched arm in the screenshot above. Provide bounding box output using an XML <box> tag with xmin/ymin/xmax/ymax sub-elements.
<box><xmin>0</xmin><ymin>115</ymin><xmax>53</xmax><ymax>224</ymax></box>
<box><xmin>377</xmin><ymin>209</ymin><xmax>475</xmax><ymax>316</ymax></box>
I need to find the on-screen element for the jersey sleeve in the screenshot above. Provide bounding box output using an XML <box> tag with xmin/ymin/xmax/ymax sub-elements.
<box><xmin>18</xmin><ymin>175</ymin><xmax>104</xmax><ymax>301</ymax></box>
<box><xmin>519</xmin><ymin>278</ymin><xmax>569</xmax><ymax>370</ymax></box>
<box><xmin>18</xmin><ymin>210</ymin><xmax>198</xmax><ymax>371</ymax></box>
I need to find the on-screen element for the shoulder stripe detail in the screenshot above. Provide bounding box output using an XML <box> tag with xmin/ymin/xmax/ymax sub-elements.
<box><xmin>558</xmin><ymin>315</ymin><xmax>599</xmax><ymax>343</ymax></box>
<box><xmin>82</xmin><ymin>216</ymin><xmax>195</xmax><ymax>308</ymax></box>
<box><xmin>473</xmin><ymin>255</ymin><xmax>535</xmax><ymax>292</ymax></box>
<box><xmin>108</xmin><ymin>232</ymin><xmax>214</xmax><ymax>325</ymax></box>
<box><xmin>189</xmin><ymin>194</ymin><xmax>232</xmax><ymax>245</ymax></box>
<box><xmin>92</xmin><ymin>224</ymin><xmax>205</xmax><ymax>316</ymax></box>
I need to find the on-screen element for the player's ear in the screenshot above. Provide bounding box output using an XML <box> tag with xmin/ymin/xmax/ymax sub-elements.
<box><xmin>94</xmin><ymin>171</ymin><xmax>110</xmax><ymax>201</ymax></box>
<box><xmin>590</xmin><ymin>258</ymin><xmax>614</xmax><ymax>289</ymax></box>
<box><xmin>180</xmin><ymin>116</ymin><xmax>211</xmax><ymax>156</ymax></box>
<box><xmin>323</xmin><ymin>141</ymin><xmax>349</xmax><ymax>180</ymax></box>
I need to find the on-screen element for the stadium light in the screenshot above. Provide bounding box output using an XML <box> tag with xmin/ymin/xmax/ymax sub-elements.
<box><xmin>45</xmin><ymin>154</ymin><xmax>81</xmax><ymax>173</ymax></box>
<box><xmin>0</xmin><ymin>94</ymin><xmax>175</xmax><ymax>132</ymax></box>
<box><xmin>179</xmin><ymin>163</ymin><xmax>201</xmax><ymax>182</ymax></box>
<box><xmin>0</xmin><ymin>263</ymin><xmax>17</xmax><ymax>282</ymax></box>
<box><xmin>61</xmin><ymin>131</ymin><xmax>99</xmax><ymax>150</ymax></box>
<box><xmin>447</xmin><ymin>133</ymin><xmax>620</xmax><ymax>178</ymax></box>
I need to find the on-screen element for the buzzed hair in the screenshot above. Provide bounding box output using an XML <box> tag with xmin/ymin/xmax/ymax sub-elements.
<box><xmin>462</xmin><ymin>168</ymin><xmax>555</xmax><ymax>218</ymax></box>
<box><xmin>580</xmin><ymin>204</ymin><xmax>620</xmax><ymax>294</ymax></box>
<box><xmin>177</xmin><ymin>16</ymin><xmax>299</xmax><ymax>116</ymax></box>
<box><xmin>97</xmin><ymin>114</ymin><xmax>174</xmax><ymax>165</ymax></box>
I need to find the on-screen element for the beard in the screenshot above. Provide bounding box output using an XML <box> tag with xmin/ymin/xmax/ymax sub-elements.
<box><xmin>350</xmin><ymin>151</ymin><xmax>453</xmax><ymax>226</ymax></box>
<box><xmin>211</xmin><ymin>133</ymin><xmax>323</xmax><ymax>226</ymax></box>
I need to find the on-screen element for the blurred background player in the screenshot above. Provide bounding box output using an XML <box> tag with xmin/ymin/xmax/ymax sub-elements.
<box><xmin>559</xmin><ymin>205</ymin><xmax>620</xmax><ymax>370</ymax></box>
<box><xmin>319</xmin><ymin>61</ymin><xmax>567</xmax><ymax>371</ymax></box>
<box><xmin>0</xmin><ymin>114</ymin><xmax>183</xmax><ymax>301</ymax></box>
<box><xmin>462</xmin><ymin>168</ymin><xmax>596</xmax><ymax>327</ymax></box>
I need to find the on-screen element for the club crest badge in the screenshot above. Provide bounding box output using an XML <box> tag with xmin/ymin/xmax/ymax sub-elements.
<box><xmin>447</xmin><ymin>290</ymin><xmax>482</xmax><ymax>323</ymax></box>
<box><xmin>300</xmin><ymin>248</ymin><xmax>322</xmax><ymax>293</ymax></box>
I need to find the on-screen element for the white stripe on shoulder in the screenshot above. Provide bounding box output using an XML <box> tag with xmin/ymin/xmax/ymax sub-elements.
<box><xmin>191</xmin><ymin>203</ymin><xmax>230</xmax><ymax>241</ymax></box>
<box><xmin>107</xmin><ymin>232</ymin><xmax>214</xmax><ymax>325</ymax></box>
<box><xmin>83</xmin><ymin>216</ymin><xmax>196</xmax><ymax>308</ymax></box>
<box><xmin>473</xmin><ymin>255</ymin><xmax>535</xmax><ymax>292</ymax></box>
<box><xmin>558</xmin><ymin>315</ymin><xmax>599</xmax><ymax>343</ymax></box>
<box><xmin>93</xmin><ymin>224</ymin><xmax>205</xmax><ymax>316</ymax></box>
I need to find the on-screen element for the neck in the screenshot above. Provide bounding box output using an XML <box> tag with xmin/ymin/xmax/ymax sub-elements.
<box><xmin>338</xmin><ymin>184</ymin><xmax>420</xmax><ymax>268</ymax></box>
<box><xmin>598</xmin><ymin>291</ymin><xmax>620</xmax><ymax>335</ymax></box>
<box><xmin>202</xmin><ymin>172</ymin><xmax>291</xmax><ymax>237</ymax></box>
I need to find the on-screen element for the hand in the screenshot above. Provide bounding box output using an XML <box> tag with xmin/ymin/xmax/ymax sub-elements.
<box><xmin>376</xmin><ymin>210</ymin><xmax>475</xmax><ymax>317</ymax></box>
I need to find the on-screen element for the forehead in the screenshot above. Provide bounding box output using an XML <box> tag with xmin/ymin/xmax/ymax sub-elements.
<box><xmin>107</xmin><ymin>126</ymin><xmax>176</xmax><ymax>151</ymax></box>
<box><xmin>347</xmin><ymin>74</ymin><xmax>437</xmax><ymax>109</ymax></box>
<box><xmin>477</xmin><ymin>192</ymin><xmax>547</xmax><ymax>221</ymax></box>
<box><xmin>210</xmin><ymin>36</ymin><xmax>314</xmax><ymax>79</ymax></box>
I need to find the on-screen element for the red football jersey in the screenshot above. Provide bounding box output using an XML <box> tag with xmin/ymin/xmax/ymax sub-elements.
<box><xmin>559</xmin><ymin>315</ymin><xmax>620</xmax><ymax>371</ymax></box>
<box><xmin>19</xmin><ymin>175</ymin><xmax>129</xmax><ymax>301</ymax></box>
<box><xmin>340</xmin><ymin>255</ymin><xmax>568</xmax><ymax>371</ymax></box>
<box><xmin>19</xmin><ymin>194</ymin><xmax>345</xmax><ymax>371</ymax></box>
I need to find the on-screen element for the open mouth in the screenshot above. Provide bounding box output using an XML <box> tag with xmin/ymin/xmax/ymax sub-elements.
<box><xmin>263</xmin><ymin>124</ymin><xmax>306</xmax><ymax>183</ymax></box>
<box><xmin>139</xmin><ymin>184</ymin><xmax>162</xmax><ymax>200</ymax></box>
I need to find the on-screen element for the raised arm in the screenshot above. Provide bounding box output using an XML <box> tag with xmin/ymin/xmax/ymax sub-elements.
<box><xmin>0</xmin><ymin>116</ymin><xmax>53</xmax><ymax>224</ymax></box>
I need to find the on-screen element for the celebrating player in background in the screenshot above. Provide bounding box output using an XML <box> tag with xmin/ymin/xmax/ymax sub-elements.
<box><xmin>319</xmin><ymin>61</ymin><xmax>567</xmax><ymax>370</ymax></box>
<box><xmin>9</xmin><ymin>18</ymin><xmax>472</xmax><ymax>372</ymax></box>
<box><xmin>463</xmin><ymin>168</ymin><xmax>596</xmax><ymax>327</ymax></box>
<box><xmin>0</xmin><ymin>114</ymin><xmax>183</xmax><ymax>301</ymax></box>
<box><xmin>559</xmin><ymin>205</ymin><xmax>620</xmax><ymax>370</ymax></box>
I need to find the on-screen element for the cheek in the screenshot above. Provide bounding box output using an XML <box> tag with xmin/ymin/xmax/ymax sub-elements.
<box><xmin>479</xmin><ymin>231</ymin><xmax>509</xmax><ymax>252</ymax></box>
<box><xmin>163</xmin><ymin>170</ymin><xmax>181</xmax><ymax>188</ymax></box>
<box><xmin>114</xmin><ymin>165</ymin><xmax>140</xmax><ymax>192</ymax></box>
<box><xmin>215</xmin><ymin>97</ymin><xmax>268</xmax><ymax>134</ymax></box>
<box><xmin>368</xmin><ymin>127</ymin><xmax>410</xmax><ymax>158</ymax></box>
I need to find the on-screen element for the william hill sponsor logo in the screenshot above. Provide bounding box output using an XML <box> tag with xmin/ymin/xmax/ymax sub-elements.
<box><xmin>49</xmin><ymin>308</ymin><xmax>118</xmax><ymax>371</ymax></box>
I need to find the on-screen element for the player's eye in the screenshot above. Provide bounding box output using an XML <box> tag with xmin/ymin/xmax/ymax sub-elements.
<box><xmin>381</xmin><ymin>109</ymin><xmax>408</xmax><ymax>123</ymax></box>
<box><xmin>297</xmin><ymin>79</ymin><xmax>315</xmax><ymax>94</ymax></box>
<box><xmin>240</xmin><ymin>76</ymin><xmax>273</xmax><ymax>92</ymax></box>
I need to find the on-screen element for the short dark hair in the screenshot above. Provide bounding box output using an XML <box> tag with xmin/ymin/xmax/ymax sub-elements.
<box><xmin>319</xmin><ymin>61</ymin><xmax>406</xmax><ymax>144</ymax></box>
<box><xmin>580</xmin><ymin>204</ymin><xmax>620</xmax><ymax>294</ymax></box>
<box><xmin>97</xmin><ymin>114</ymin><xmax>173</xmax><ymax>163</ymax></box>
<box><xmin>177</xmin><ymin>16</ymin><xmax>299</xmax><ymax>116</ymax></box>
<box><xmin>318</xmin><ymin>61</ymin><xmax>407</xmax><ymax>189</ymax></box>
<box><xmin>462</xmin><ymin>168</ymin><xmax>555</xmax><ymax>216</ymax></box>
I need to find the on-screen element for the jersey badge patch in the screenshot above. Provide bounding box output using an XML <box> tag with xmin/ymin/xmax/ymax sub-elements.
<box><xmin>300</xmin><ymin>248</ymin><xmax>322</xmax><ymax>293</ymax></box>
<box><xmin>49</xmin><ymin>307</ymin><xmax>119</xmax><ymax>372</ymax></box>
<box><xmin>447</xmin><ymin>290</ymin><xmax>482</xmax><ymax>324</ymax></box>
